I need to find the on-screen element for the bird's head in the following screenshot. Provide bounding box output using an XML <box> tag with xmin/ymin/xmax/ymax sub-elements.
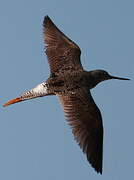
<box><xmin>89</xmin><ymin>70</ymin><xmax>130</xmax><ymax>87</ymax></box>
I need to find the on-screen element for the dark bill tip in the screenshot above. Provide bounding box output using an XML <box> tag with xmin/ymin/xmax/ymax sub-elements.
<box><xmin>110</xmin><ymin>76</ymin><xmax>130</xmax><ymax>81</ymax></box>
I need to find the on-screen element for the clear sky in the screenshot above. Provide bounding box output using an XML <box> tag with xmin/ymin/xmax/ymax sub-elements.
<box><xmin>0</xmin><ymin>0</ymin><xmax>133</xmax><ymax>179</ymax></box>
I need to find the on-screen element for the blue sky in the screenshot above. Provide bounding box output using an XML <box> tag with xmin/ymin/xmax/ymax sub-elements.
<box><xmin>0</xmin><ymin>0</ymin><xmax>133</xmax><ymax>179</ymax></box>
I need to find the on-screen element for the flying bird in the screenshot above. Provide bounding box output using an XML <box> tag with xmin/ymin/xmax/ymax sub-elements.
<box><xmin>3</xmin><ymin>16</ymin><xmax>130</xmax><ymax>174</ymax></box>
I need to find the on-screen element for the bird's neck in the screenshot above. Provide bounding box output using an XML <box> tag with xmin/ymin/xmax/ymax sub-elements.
<box><xmin>87</xmin><ymin>71</ymin><xmax>104</xmax><ymax>89</ymax></box>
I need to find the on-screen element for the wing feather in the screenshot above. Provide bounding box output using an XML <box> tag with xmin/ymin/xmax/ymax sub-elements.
<box><xmin>58</xmin><ymin>89</ymin><xmax>103</xmax><ymax>174</ymax></box>
<box><xmin>43</xmin><ymin>16</ymin><xmax>83</xmax><ymax>76</ymax></box>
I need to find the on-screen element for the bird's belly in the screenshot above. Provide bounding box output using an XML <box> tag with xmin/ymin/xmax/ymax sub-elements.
<box><xmin>46</xmin><ymin>75</ymin><xmax>89</xmax><ymax>95</ymax></box>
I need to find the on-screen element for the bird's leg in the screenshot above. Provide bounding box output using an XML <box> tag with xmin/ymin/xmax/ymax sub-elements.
<box><xmin>3</xmin><ymin>82</ymin><xmax>52</xmax><ymax>107</ymax></box>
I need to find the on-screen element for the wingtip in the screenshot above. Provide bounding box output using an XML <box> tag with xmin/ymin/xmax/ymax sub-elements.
<box><xmin>93</xmin><ymin>165</ymin><xmax>102</xmax><ymax>175</ymax></box>
<box><xmin>44</xmin><ymin>15</ymin><xmax>50</xmax><ymax>21</ymax></box>
<box><xmin>3</xmin><ymin>97</ymin><xmax>22</xmax><ymax>107</ymax></box>
<box><xmin>88</xmin><ymin>155</ymin><xmax>103</xmax><ymax>175</ymax></box>
<box><xmin>97</xmin><ymin>168</ymin><xmax>102</xmax><ymax>175</ymax></box>
<box><xmin>43</xmin><ymin>15</ymin><xmax>52</xmax><ymax>26</ymax></box>
<box><xmin>92</xmin><ymin>166</ymin><xmax>102</xmax><ymax>174</ymax></box>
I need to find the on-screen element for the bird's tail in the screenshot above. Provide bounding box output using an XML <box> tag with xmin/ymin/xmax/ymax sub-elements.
<box><xmin>3</xmin><ymin>82</ymin><xmax>51</xmax><ymax>107</ymax></box>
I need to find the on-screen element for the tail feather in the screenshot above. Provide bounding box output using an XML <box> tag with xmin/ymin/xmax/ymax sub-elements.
<box><xmin>3</xmin><ymin>82</ymin><xmax>50</xmax><ymax>107</ymax></box>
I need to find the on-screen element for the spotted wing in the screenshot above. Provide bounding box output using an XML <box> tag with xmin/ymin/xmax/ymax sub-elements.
<box><xmin>43</xmin><ymin>16</ymin><xmax>83</xmax><ymax>76</ymax></box>
<box><xmin>58</xmin><ymin>89</ymin><xmax>103</xmax><ymax>174</ymax></box>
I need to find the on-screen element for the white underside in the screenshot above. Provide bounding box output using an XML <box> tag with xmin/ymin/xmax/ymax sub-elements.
<box><xmin>31</xmin><ymin>82</ymin><xmax>48</xmax><ymax>94</ymax></box>
<box><xmin>21</xmin><ymin>82</ymin><xmax>48</xmax><ymax>99</ymax></box>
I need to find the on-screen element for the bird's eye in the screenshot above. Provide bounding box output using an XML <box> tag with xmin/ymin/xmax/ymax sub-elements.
<box><xmin>103</xmin><ymin>71</ymin><xmax>108</xmax><ymax>76</ymax></box>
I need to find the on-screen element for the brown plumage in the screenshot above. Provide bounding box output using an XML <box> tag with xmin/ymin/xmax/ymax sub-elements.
<box><xmin>3</xmin><ymin>15</ymin><xmax>130</xmax><ymax>174</ymax></box>
<box><xmin>44</xmin><ymin>16</ymin><xmax>83</xmax><ymax>76</ymax></box>
<box><xmin>58</xmin><ymin>89</ymin><xmax>103</xmax><ymax>173</ymax></box>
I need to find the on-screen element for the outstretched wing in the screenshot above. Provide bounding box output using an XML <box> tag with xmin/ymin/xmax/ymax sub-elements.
<box><xmin>43</xmin><ymin>16</ymin><xmax>83</xmax><ymax>76</ymax></box>
<box><xmin>58</xmin><ymin>89</ymin><xmax>103</xmax><ymax>174</ymax></box>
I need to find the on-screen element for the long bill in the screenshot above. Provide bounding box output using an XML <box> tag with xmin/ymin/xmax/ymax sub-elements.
<box><xmin>3</xmin><ymin>82</ymin><xmax>50</xmax><ymax>107</ymax></box>
<box><xmin>110</xmin><ymin>76</ymin><xmax>130</xmax><ymax>80</ymax></box>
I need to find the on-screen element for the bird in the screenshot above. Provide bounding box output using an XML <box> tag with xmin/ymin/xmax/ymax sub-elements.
<box><xmin>3</xmin><ymin>16</ymin><xmax>130</xmax><ymax>174</ymax></box>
